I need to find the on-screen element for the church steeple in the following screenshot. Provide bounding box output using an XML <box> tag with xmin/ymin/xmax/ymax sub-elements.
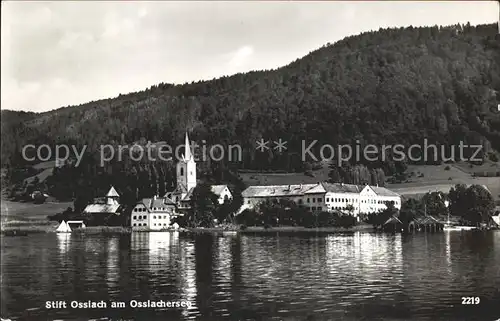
<box><xmin>183</xmin><ymin>132</ymin><xmax>193</xmax><ymax>161</ymax></box>
<box><xmin>177</xmin><ymin>132</ymin><xmax>197</xmax><ymax>192</ymax></box>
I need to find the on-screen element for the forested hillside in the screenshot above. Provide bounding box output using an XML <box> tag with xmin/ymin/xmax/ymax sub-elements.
<box><xmin>1</xmin><ymin>23</ymin><xmax>499</xmax><ymax>200</ymax></box>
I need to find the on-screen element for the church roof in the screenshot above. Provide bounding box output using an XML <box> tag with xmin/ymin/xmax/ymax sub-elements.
<box><xmin>183</xmin><ymin>132</ymin><xmax>193</xmax><ymax>161</ymax></box>
<box><xmin>106</xmin><ymin>186</ymin><xmax>120</xmax><ymax>197</ymax></box>
<box><xmin>180</xmin><ymin>188</ymin><xmax>195</xmax><ymax>202</ymax></box>
<box><xmin>83</xmin><ymin>204</ymin><xmax>121</xmax><ymax>214</ymax></box>
<box><xmin>174</xmin><ymin>183</ymin><xmax>188</xmax><ymax>194</ymax></box>
<box><xmin>211</xmin><ymin>185</ymin><xmax>228</xmax><ymax>196</ymax></box>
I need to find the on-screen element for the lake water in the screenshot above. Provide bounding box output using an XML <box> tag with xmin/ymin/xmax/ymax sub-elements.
<box><xmin>1</xmin><ymin>231</ymin><xmax>499</xmax><ymax>321</ymax></box>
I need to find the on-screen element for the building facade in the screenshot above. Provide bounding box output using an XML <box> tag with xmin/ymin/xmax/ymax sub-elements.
<box><xmin>241</xmin><ymin>182</ymin><xmax>401</xmax><ymax>218</ymax></box>
<box><xmin>131</xmin><ymin>133</ymin><xmax>233</xmax><ymax>229</ymax></box>
<box><xmin>130</xmin><ymin>196</ymin><xmax>177</xmax><ymax>230</ymax></box>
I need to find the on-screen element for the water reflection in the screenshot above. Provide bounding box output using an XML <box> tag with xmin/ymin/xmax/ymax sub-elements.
<box><xmin>106</xmin><ymin>237</ymin><xmax>119</xmax><ymax>290</ymax></box>
<box><xmin>1</xmin><ymin>231</ymin><xmax>499</xmax><ymax>321</ymax></box>
<box><xmin>56</xmin><ymin>232</ymin><xmax>71</xmax><ymax>255</ymax></box>
<box><xmin>445</xmin><ymin>230</ymin><xmax>452</xmax><ymax>268</ymax></box>
<box><xmin>180</xmin><ymin>240</ymin><xmax>197</xmax><ymax>319</ymax></box>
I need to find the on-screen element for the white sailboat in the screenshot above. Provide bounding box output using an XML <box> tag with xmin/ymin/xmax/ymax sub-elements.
<box><xmin>56</xmin><ymin>220</ymin><xmax>72</xmax><ymax>233</ymax></box>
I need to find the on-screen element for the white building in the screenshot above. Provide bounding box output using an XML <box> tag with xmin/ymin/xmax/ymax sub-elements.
<box><xmin>130</xmin><ymin>196</ymin><xmax>177</xmax><ymax>230</ymax></box>
<box><xmin>323</xmin><ymin>183</ymin><xmax>401</xmax><ymax>215</ymax></box>
<box><xmin>131</xmin><ymin>133</ymin><xmax>232</xmax><ymax>229</ymax></box>
<box><xmin>240</xmin><ymin>182</ymin><xmax>401</xmax><ymax>218</ymax></box>
<box><xmin>241</xmin><ymin>183</ymin><xmax>327</xmax><ymax>212</ymax></box>
<box><xmin>211</xmin><ymin>185</ymin><xmax>233</xmax><ymax>204</ymax></box>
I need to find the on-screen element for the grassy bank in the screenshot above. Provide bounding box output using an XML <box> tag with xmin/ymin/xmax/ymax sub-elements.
<box><xmin>1</xmin><ymin>199</ymin><xmax>73</xmax><ymax>221</ymax></box>
<box><xmin>1</xmin><ymin>222</ymin><xmax>374</xmax><ymax>235</ymax></box>
<box><xmin>186</xmin><ymin>223</ymin><xmax>374</xmax><ymax>234</ymax></box>
<box><xmin>1</xmin><ymin>219</ymin><xmax>58</xmax><ymax>234</ymax></box>
<box><xmin>0</xmin><ymin>221</ymin><xmax>131</xmax><ymax>235</ymax></box>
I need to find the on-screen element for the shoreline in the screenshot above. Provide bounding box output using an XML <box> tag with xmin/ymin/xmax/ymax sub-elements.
<box><xmin>0</xmin><ymin>223</ymin><xmax>374</xmax><ymax>236</ymax></box>
<box><xmin>1</xmin><ymin>223</ymin><xmax>376</xmax><ymax>235</ymax></box>
<box><xmin>2</xmin><ymin>223</ymin><xmax>496</xmax><ymax>235</ymax></box>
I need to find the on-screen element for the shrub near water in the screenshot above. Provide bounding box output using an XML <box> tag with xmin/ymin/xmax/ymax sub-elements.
<box><xmin>236</xmin><ymin>200</ymin><xmax>357</xmax><ymax>229</ymax></box>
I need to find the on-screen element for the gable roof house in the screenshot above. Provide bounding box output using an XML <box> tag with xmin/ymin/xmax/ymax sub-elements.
<box><xmin>131</xmin><ymin>196</ymin><xmax>178</xmax><ymax>230</ymax></box>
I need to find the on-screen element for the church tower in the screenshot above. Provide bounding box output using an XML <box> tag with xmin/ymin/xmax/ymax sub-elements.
<box><xmin>176</xmin><ymin>132</ymin><xmax>197</xmax><ymax>192</ymax></box>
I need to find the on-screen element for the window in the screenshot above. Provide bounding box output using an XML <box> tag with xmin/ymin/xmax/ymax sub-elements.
<box><xmin>312</xmin><ymin>198</ymin><xmax>316</xmax><ymax>203</ymax></box>
<box><xmin>180</xmin><ymin>167</ymin><xmax>184</xmax><ymax>176</ymax></box>
<box><xmin>307</xmin><ymin>198</ymin><xmax>310</xmax><ymax>203</ymax></box>
<box><xmin>133</xmin><ymin>223</ymin><xmax>136</xmax><ymax>226</ymax></box>
<box><xmin>133</xmin><ymin>216</ymin><xmax>136</xmax><ymax>219</ymax></box>
<box><xmin>153</xmin><ymin>216</ymin><xmax>156</xmax><ymax>219</ymax></box>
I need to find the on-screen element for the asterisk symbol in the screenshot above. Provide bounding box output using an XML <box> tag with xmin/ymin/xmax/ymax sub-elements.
<box><xmin>255</xmin><ymin>139</ymin><xmax>270</xmax><ymax>152</ymax></box>
<box><xmin>273</xmin><ymin>138</ymin><xmax>287</xmax><ymax>152</ymax></box>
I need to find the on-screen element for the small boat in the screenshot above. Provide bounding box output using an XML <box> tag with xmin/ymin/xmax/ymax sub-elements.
<box><xmin>56</xmin><ymin>220</ymin><xmax>72</xmax><ymax>233</ymax></box>
<box><xmin>4</xmin><ymin>230</ymin><xmax>28</xmax><ymax>237</ymax></box>
<box><xmin>443</xmin><ymin>224</ymin><xmax>477</xmax><ymax>231</ymax></box>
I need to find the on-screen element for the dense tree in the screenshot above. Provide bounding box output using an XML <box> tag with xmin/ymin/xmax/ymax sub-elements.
<box><xmin>448</xmin><ymin>184</ymin><xmax>469</xmax><ymax>217</ymax></box>
<box><xmin>463</xmin><ymin>184</ymin><xmax>495</xmax><ymax>225</ymax></box>
<box><xmin>2</xmin><ymin>24</ymin><xmax>499</xmax><ymax>174</ymax></box>
<box><xmin>187</xmin><ymin>183</ymin><xmax>219</xmax><ymax>227</ymax></box>
<box><xmin>399</xmin><ymin>198</ymin><xmax>423</xmax><ymax>225</ymax></box>
<box><xmin>421</xmin><ymin>192</ymin><xmax>448</xmax><ymax>217</ymax></box>
<box><xmin>365</xmin><ymin>202</ymin><xmax>398</xmax><ymax>227</ymax></box>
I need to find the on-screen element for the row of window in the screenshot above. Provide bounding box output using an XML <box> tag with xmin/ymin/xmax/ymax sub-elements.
<box><xmin>324</xmin><ymin>198</ymin><xmax>397</xmax><ymax>204</ymax></box>
<box><xmin>133</xmin><ymin>207</ymin><xmax>170</xmax><ymax>212</ymax></box>
<box><xmin>133</xmin><ymin>215</ymin><xmax>169</xmax><ymax>220</ymax></box>
<box><xmin>329</xmin><ymin>206</ymin><xmax>358</xmax><ymax>210</ymax></box>
<box><xmin>132</xmin><ymin>223</ymin><xmax>169</xmax><ymax>227</ymax></box>
<box><xmin>326</xmin><ymin>197</ymin><xmax>355</xmax><ymax>203</ymax></box>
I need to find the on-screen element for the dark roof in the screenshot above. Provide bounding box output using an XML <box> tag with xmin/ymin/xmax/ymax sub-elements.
<box><xmin>413</xmin><ymin>216</ymin><xmax>443</xmax><ymax>224</ymax></box>
<box><xmin>139</xmin><ymin>198</ymin><xmax>176</xmax><ymax>211</ymax></box>
<box><xmin>321</xmin><ymin>182</ymin><xmax>360</xmax><ymax>194</ymax></box>
<box><xmin>383</xmin><ymin>215</ymin><xmax>402</xmax><ymax>225</ymax></box>
<box><xmin>241</xmin><ymin>183</ymin><xmax>322</xmax><ymax>198</ymax></box>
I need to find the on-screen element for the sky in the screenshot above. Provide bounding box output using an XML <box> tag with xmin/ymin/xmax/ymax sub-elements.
<box><xmin>1</xmin><ymin>1</ymin><xmax>498</xmax><ymax>113</ymax></box>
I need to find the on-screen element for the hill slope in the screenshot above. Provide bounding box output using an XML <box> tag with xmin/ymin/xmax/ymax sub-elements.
<box><xmin>1</xmin><ymin>23</ymin><xmax>499</xmax><ymax>173</ymax></box>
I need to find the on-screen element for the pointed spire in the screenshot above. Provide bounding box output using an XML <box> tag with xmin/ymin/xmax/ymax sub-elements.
<box><xmin>106</xmin><ymin>186</ymin><xmax>119</xmax><ymax>197</ymax></box>
<box><xmin>184</xmin><ymin>132</ymin><xmax>192</xmax><ymax>161</ymax></box>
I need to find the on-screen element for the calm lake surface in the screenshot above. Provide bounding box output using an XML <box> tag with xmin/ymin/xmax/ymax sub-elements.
<box><xmin>1</xmin><ymin>231</ymin><xmax>499</xmax><ymax>321</ymax></box>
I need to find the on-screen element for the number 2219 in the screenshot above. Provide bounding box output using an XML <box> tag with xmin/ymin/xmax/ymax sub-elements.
<box><xmin>462</xmin><ymin>297</ymin><xmax>480</xmax><ymax>304</ymax></box>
